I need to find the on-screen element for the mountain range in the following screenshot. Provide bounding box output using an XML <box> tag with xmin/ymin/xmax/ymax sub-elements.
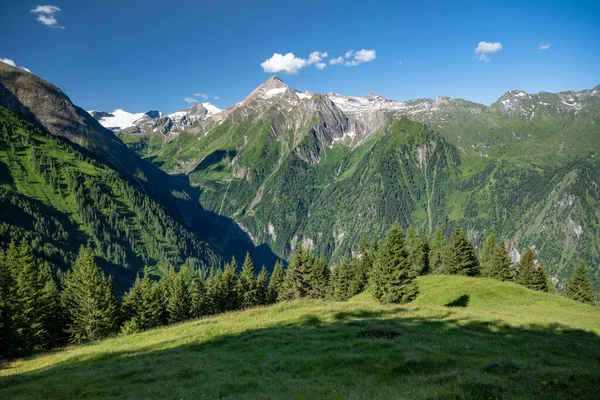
<box><xmin>1</xmin><ymin>61</ymin><xmax>599</xmax><ymax>295</ymax></box>
<box><xmin>102</xmin><ymin>75</ymin><xmax>599</xmax><ymax>294</ymax></box>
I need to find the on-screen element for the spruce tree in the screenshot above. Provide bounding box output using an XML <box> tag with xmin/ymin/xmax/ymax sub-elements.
<box><xmin>280</xmin><ymin>245</ymin><xmax>314</xmax><ymax>300</ymax></box>
<box><xmin>529</xmin><ymin>261</ymin><xmax>549</xmax><ymax>292</ymax></box>
<box><xmin>349</xmin><ymin>236</ymin><xmax>374</xmax><ymax>295</ymax></box>
<box><xmin>13</xmin><ymin>240</ymin><xmax>46</xmax><ymax>353</ymax></box>
<box><xmin>0</xmin><ymin>247</ymin><xmax>16</xmax><ymax>358</ymax></box>
<box><xmin>62</xmin><ymin>246</ymin><xmax>119</xmax><ymax>343</ymax></box>
<box><xmin>122</xmin><ymin>269</ymin><xmax>162</xmax><ymax>334</ymax></box>
<box><xmin>419</xmin><ymin>236</ymin><xmax>430</xmax><ymax>275</ymax></box>
<box><xmin>238</xmin><ymin>253</ymin><xmax>258</xmax><ymax>308</ymax></box>
<box><xmin>256</xmin><ymin>266</ymin><xmax>269</xmax><ymax>306</ymax></box>
<box><xmin>167</xmin><ymin>266</ymin><xmax>194</xmax><ymax>323</ymax></box>
<box><xmin>483</xmin><ymin>242</ymin><xmax>512</xmax><ymax>281</ymax></box>
<box><xmin>309</xmin><ymin>256</ymin><xmax>330</xmax><ymax>299</ymax></box>
<box><xmin>38</xmin><ymin>263</ymin><xmax>67</xmax><ymax>349</ymax></box>
<box><xmin>480</xmin><ymin>233</ymin><xmax>497</xmax><ymax>274</ymax></box>
<box><xmin>405</xmin><ymin>227</ymin><xmax>421</xmax><ymax>272</ymax></box>
<box><xmin>565</xmin><ymin>263</ymin><xmax>596</xmax><ymax>305</ymax></box>
<box><xmin>331</xmin><ymin>255</ymin><xmax>352</xmax><ymax>301</ymax></box>
<box><xmin>369</xmin><ymin>223</ymin><xmax>419</xmax><ymax>304</ymax></box>
<box><xmin>192</xmin><ymin>272</ymin><xmax>211</xmax><ymax>317</ymax></box>
<box><xmin>268</xmin><ymin>261</ymin><xmax>285</xmax><ymax>303</ymax></box>
<box><xmin>429</xmin><ymin>228</ymin><xmax>446</xmax><ymax>274</ymax></box>
<box><xmin>444</xmin><ymin>227</ymin><xmax>480</xmax><ymax>276</ymax></box>
<box><xmin>209</xmin><ymin>259</ymin><xmax>240</xmax><ymax>313</ymax></box>
<box><xmin>517</xmin><ymin>248</ymin><xmax>535</xmax><ymax>287</ymax></box>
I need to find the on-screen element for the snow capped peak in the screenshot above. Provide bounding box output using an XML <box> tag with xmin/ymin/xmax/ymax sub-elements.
<box><xmin>88</xmin><ymin>108</ymin><xmax>159</xmax><ymax>131</ymax></box>
<box><xmin>202</xmin><ymin>102</ymin><xmax>221</xmax><ymax>115</ymax></box>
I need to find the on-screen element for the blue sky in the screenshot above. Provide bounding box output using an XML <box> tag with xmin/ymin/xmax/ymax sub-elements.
<box><xmin>1</xmin><ymin>0</ymin><xmax>598</xmax><ymax>113</ymax></box>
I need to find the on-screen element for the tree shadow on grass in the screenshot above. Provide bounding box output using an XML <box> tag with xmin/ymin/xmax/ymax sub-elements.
<box><xmin>0</xmin><ymin>310</ymin><xmax>599</xmax><ymax>399</ymax></box>
<box><xmin>445</xmin><ymin>294</ymin><xmax>470</xmax><ymax>308</ymax></box>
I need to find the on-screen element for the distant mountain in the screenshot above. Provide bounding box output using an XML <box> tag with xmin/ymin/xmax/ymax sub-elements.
<box><xmin>89</xmin><ymin>102</ymin><xmax>222</xmax><ymax>135</ymax></box>
<box><xmin>128</xmin><ymin>76</ymin><xmax>600</xmax><ymax>298</ymax></box>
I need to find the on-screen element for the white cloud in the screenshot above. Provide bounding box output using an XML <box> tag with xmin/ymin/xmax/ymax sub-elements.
<box><xmin>315</xmin><ymin>62</ymin><xmax>326</xmax><ymax>70</ymax></box>
<box><xmin>308</xmin><ymin>51</ymin><xmax>328</xmax><ymax>65</ymax></box>
<box><xmin>184</xmin><ymin>97</ymin><xmax>199</xmax><ymax>103</ymax></box>
<box><xmin>329</xmin><ymin>49</ymin><xmax>377</xmax><ymax>67</ymax></box>
<box><xmin>538</xmin><ymin>43</ymin><xmax>551</xmax><ymax>50</ymax></box>
<box><xmin>31</xmin><ymin>5</ymin><xmax>60</xmax><ymax>13</ymax></box>
<box><xmin>261</xmin><ymin>52</ymin><xmax>307</xmax><ymax>74</ymax></box>
<box><xmin>398</xmin><ymin>60</ymin><xmax>403</xmax><ymax>66</ymax></box>
<box><xmin>194</xmin><ymin>93</ymin><xmax>208</xmax><ymax>100</ymax></box>
<box><xmin>214</xmin><ymin>96</ymin><xmax>220</xmax><ymax>100</ymax></box>
<box><xmin>0</xmin><ymin>58</ymin><xmax>31</xmax><ymax>73</ymax></box>
<box><xmin>30</xmin><ymin>5</ymin><xmax>64</xmax><ymax>29</ymax></box>
<box><xmin>354</xmin><ymin>49</ymin><xmax>376</xmax><ymax>63</ymax></box>
<box><xmin>475</xmin><ymin>41</ymin><xmax>502</xmax><ymax>62</ymax></box>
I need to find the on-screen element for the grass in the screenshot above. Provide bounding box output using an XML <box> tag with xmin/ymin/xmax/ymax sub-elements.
<box><xmin>2</xmin><ymin>276</ymin><xmax>598</xmax><ymax>399</ymax></box>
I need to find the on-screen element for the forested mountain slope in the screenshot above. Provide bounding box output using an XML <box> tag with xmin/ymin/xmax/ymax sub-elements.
<box><xmin>128</xmin><ymin>77</ymin><xmax>600</xmax><ymax>294</ymax></box>
<box><xmin>0</xmin><ymin>64</ymin><xmax>279</xmax><ymax>289</ymax></box>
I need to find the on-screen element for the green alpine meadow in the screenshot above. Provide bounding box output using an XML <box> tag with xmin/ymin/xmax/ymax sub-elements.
<box><xmin>1</xmin><ymin>1</ymin><xmax>600</xmax><ymax>397</ymax></box>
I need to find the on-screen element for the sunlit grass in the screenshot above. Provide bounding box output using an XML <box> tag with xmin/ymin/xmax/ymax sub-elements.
<box><xmin>1</xmin><ymin>276</ymin><xmax>599</xmax><ymax>399</ymax></box>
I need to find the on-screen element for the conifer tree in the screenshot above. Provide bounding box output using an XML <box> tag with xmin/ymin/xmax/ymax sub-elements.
<box><xmin>480</xmin><ymin>233</ymin><xmax>497</xmax><ymax>274</ymax></box>
<box><xmin>62</xmin><ymin>246</ymin><xmax>119</xmax><ymax>343</ymax></box>
<box><xmin>444</xmin><ymin>227</ymin><xmax>480</xmax><ymax>276</ymax></box>
<box><xmin>122</xmin><ymin>268</ymin><xmax>163</xmax><ymax>334</ymax></box>
<box><xmin>529</xmin><ymin>261</ymin><xmax>549</xmax><ymax>292</ymax></box>
<box><xmin>0</xmin><ymin>247</ymin><xmax>16</xmax><ymax>358</ymax></box>
<box><xmin>38</xmin><ymin>263</ymin><xmax>67</xmax><ymax>349</ymax></box>
<box><xmin>517</xmin><ymin>248</ymin><xmax>536</xmax><ymax>287</ymax></box>
<box><xmin>209</xmin><ymin>259</ymin><xmax>240</xmax><ymax>313</ymax></box>
<box><xmin>405</xmin><ymin>227</ymin><xmax>427</xmax><ymax>274</ymax></box>
<box><xmin>192</xmin><ymin>272</ymin><xmax>211</xmax><ymax>317</ymax></box>
<box><xmin>280</xmin><ymin>245</ymin><xmax>314</xmax><ymax>300</ymax></box>
<box><xmin>309</xmin><ymin>256</ymin><xmax>330</xmax><ymax>299</ymax></box>
<box><xmin>13</xmin><ymin>240</ymin><xmax>46</xmax><ymax>353</ymax></box>
<box><xmin>268</xmin><ymin>261</ymin><xmax>285</xmax><ymax>303</ymax></box>
<box><xmin>331</xmin><ymin>255</ymin><xmax>352</xmax><ymax>301</ymax></box>
<box><xmin>256</xmin><ymin>266</ymin><xmax>269</xmax><ymax>306</ymax></box>
<box><xmin>238</xmin><ymin>253</ymin><xmax>258</xmax><ymax>308</ymax></box>
<box><xmin>482</xmin><ymin>242</ymin><xmax>512</xmax><ymax>281</ymax></box>
<box><xmin>349</xmin><ymin>236</ymin><xmax>374</xmax><ymax>295</ymax></box>
<box><xmin>429</xmin><ymin>228</ymin><xmax>446</xmax><ymax>274</ymax></box>
<box><xmin>167</xmin><ymin>266</ymin><xmax>194</xmax><ymax>323</ymax></box>
<box><xmin>419</xmin><ymin>237</ymin><xmax>430</xmax><ymax>275</ymax></box>
<box><xmin>369</xmin><ymin>223</ymin><xmax>419</xmax><ymax>304</ymax></box>
<box><xmin>565</xmin><ymin>263</ymin><xmax>596</xmax><ymax>305</ymax></box>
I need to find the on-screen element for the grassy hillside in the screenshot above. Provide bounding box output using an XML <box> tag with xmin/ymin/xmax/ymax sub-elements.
<box><xmin>1</xmin><ymin>276</ymin><xmax>598</xmax><ymax>399</ymax></box>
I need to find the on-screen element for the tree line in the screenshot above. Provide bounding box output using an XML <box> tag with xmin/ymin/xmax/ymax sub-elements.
<box><xmin>1</xmin><ymin>224</ymin><xmax>596</xmax><ymax>359</ymax></box>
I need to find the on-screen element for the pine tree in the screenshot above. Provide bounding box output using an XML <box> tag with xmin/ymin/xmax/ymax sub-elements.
<box><xmin>405</xmin><ymin>227</ymin><xmax>427</xmax><ymax>275</ymax></box>
<box><xmin>529</xmin><ymin>261</ymin><xmax>549</xmax><ymax>292</ymax></box>
<box><xmin>209</xmin><ymin>259</ymin><xmax>240</xmax><ymax>313</ymax></box>
<box><xmin>480</xmin><ymin>233</ymin><xmax>497</xmax><ymax>274</ymax></box>
<box><xmin>192</xmin><ymin>272</ymin><xmax>211</xmax><ymax>317</ymax></box>
<box><xmin>238</xmin><ymin>253</ymin><xmax>258</xmax><ymax>308</ymax></box>
<box><xmin>349</xmin><ymin>236</ymin><xmax>374</xmax><ymax>295</ymax></box>
<box><xmin>62</xmin><ymin>246</ymin><xmax>119</xmax><ymax>343</ymax></box>
<box><xmin>369</xmin><ymin>223</ymin><xmax>419</xmax><ymax>304</ymax></box>
<box><xmin>38</xmin><ymin>263</ymin><xmax>67</xmax><ymax>349</ymax></box>
<box><xmin>331</xmin><ymin>255</ymin><xmax>352</xmax><ymax>301</ymax></box>
<box><xmin>517</xmin><ymin>248</ymin><xmax>536</xmax><ymax>288</ymax></box>
<box><xmin>122</xmin><ymin>268</ymin><xmax>163</xmax><ymax>334</ymax></box>
<box><xmin>419</xmin><ymin>236</ymin><xmax>430</xmax><ymax>275</ymax></box>
<box><xmin>13</xmin><ymin>240</ymin><xmax>46</xmax><ymax>353</ymax></box>
<box><xmin>565</xmin><ymin>263</ymin><xmax>596</xmax><ymax>305</ymax></box>
<box><xmin>167</xmin><ymin>266</ymin><xmax>194</xmax><ymax>323</ymax></box>
<box><xmin>482</xmin><ymin>242</ymin><xmax>512</xmax><ymax>281</ymax></box>
<box><xmin>0</xmin><ymin>247</ymin><xmax>16</xmax><ymax>358</ymax></box>
<box><xmin>280</xmin><ymin>245</ymin><xmax>314</xmax><ymax>300</ymax></box>
<box><xmin>444</xmin><ymin>227</ymin><xmax>480</xmax><ymax>276</ymax></box>
<box><xmin>268</xmin><ymin>261</ymin><xmax>285</xmax><ymax>303</ymax></box>
<box><xmin>309</xmin><ymin>256</ymin><xmax>330</xmax><ymax>299</ymax></box>
<box><xmin>256</xmin><ymin>266</ymin><xmax>269</xmax><ymax>306</ymax></box>
<box><xmin>429</xmin><ymin>228</ymin><xmax>446</xmax><ymax>274</ymax></box>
